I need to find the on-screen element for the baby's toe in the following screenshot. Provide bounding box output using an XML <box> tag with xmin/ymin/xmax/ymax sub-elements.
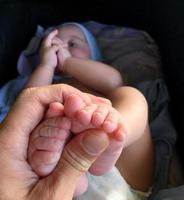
<box><xmin>103</xmin><ymin>111</ymin><xmax>118</xmax><ymax>133</ymax></box>
<box><xmin>31</xmin><ymin>151</ymin><xmax>61</xmax><ymax>176</ymax></box>
<box><xmin>33</xmin><ymin>136</ymin><xmax>65</xmax><ymax>152</ymax></box>
<box><xmin>76</xmin><ymin>103</ymin><xmax>97</xmax><ymax>125</ymax></box>
<box><xmin>64</xmin><ymin>94</ymin><xmax>85</xmax><ymax>118</ymax></box>
<box><xmin>45</xmin><ymin>102</ymin><xmax>64</xmax><ymax>118</ymax></box>
<box><xmin>92</xmin><ymin>105</ymin><xmax>108</xmax><ymax>127</ymax></box>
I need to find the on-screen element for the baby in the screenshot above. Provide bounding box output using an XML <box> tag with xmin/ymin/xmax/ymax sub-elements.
<box><xmin>27</xmin><ymin>23</ymin><xmax>154</xmax><ymax>198</ymax></box>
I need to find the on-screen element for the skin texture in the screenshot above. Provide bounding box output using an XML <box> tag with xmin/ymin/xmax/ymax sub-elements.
<box><xmin>0</xmin><ymin>84</ymin><xmax>110</xmax><ymax>200</ymax></box>
<box><xmin>26</xmin><ymin>26</ymin><xmax>154</xmax><ymax>195</ymax></box>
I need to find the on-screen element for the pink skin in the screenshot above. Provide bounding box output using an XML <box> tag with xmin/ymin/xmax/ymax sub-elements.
<box><xmin>64</xmin><ymin>94</ymin><xmax>126</xmax><ymax>175</ymax></box>
<box><xmin>51</xmin><ymin>25</ymin><xmax>91</xmax><ymax>72</ymax></box>
<box><xmin>64</xmin><ymin>94</ymin><xmax>125</xmax><ymax>141</ymax></box>
<box><xmin>28</xmin><ymin>101</ymin><xmax>89</xmax><ymax>197</ymax></box>
<box><xmin>28</xmin><ymin>95</ymin><xmax>126</xmax><ymax>196</ymax></box>
<box><xmin>56</xmin><ymin>25</ymin><xmax>91</xmax><ymax>60</ymax></box>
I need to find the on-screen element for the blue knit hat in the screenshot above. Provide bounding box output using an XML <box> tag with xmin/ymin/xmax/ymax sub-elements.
<box><xmin>57</xmin><ymin>22</ymin><xmax>102</xmax><ymax>61</ymax></box>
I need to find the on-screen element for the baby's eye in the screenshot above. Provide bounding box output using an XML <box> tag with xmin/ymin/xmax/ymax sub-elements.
<box><xmin>68</xmin><ymin>41</ymin><xmax>79</xmax><ymax>48</ymax></box>
<box><xmin>68</xmin><ymin>39</ymin><xmax>86</xmax><ymax>49</ymax></box>
<box><xmin>68</xmin><ymin>41</ymin><xmax>74</xmax><ymax>47</ymax></box>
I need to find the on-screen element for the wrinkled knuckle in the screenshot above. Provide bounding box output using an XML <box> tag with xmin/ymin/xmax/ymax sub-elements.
<box><xmin>39</xmin><ymin>126</ymin><xmax>50</xmax><ymax>137</ymax></box>
<box><xmin>106</xmin><ymin>99</ymin><xmax>112</xmax><ymax>105</ymax></box>
<box><xmin>100</xmin><ymin>97</ymin><xmax>111</xmax><ymax>106</ymax></box>
<box><xmin>63</xmin><ymin>148</ymin><xmax>91</xmax><ymax>172</ymax></box>
<box><xmin>19</xmin><ymin>87</ymin><xmax>37</xmax><ymax>99</ymax></box>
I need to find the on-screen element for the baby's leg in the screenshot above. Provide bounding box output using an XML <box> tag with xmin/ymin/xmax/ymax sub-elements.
<box><xmin>108</xmin><ymin>87</ymin><xmax>155</xmax><ymax>191</ymax></box>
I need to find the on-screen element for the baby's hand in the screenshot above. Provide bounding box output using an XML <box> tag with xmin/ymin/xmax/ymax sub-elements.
<box><xmin>52</xmin><ymin>37</ymin><xmax>72</xmax><ymax>72</ymax></box>
<box><xmin>39</xmin><ymin>30</ymin><xmax>63</xmax><ymax>69</ymax></box>
<box><xmin>58</xmin><ymin>45</ymin><xmax>71</xmax><ymax>67</ymax></box>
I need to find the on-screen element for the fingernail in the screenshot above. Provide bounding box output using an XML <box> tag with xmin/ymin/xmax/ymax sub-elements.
<box><xmin>81</xmin><ymin>132</ymin><xmax>109</xmax><ymax>155</ymax></box>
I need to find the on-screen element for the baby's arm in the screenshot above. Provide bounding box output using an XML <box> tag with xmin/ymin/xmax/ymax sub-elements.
<box><xmin>25</xmin><ymin>30</ymin><xmax>62</xmax><ymax>88</ymax></box>
<box><xmin>60</xmin><ymin>57</ymin><xmax>123</xmax><ymax>95</ymax></box>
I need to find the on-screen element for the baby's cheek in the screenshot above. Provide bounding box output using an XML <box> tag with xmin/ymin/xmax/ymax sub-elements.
<box><xmin>71</xmin><ymin>49</ymin><xmax>90</xmax><ymax>59</ymax></box>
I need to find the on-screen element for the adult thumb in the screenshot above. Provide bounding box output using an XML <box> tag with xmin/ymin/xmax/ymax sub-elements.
<box><xmin>50</xmin><ymin>129</ymin><xmax>109</xmax><ymax>198</ymax></box>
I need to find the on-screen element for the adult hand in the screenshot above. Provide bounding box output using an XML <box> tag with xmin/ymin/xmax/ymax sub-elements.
<box><xmin>0</xmin><ymin>84</ymin><xmax>109</xmax><ymax>200</ymax></box>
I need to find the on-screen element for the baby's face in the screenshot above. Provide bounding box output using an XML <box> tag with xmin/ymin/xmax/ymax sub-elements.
<box><xmin>56</xmin><ymin>25</ymin><xmax>91</xmax><ymax>59</ymax></box>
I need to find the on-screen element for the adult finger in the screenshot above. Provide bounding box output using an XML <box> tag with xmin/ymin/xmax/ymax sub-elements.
<box><xmin>47</xmin><ymin>129</ymin><xmax>110</xmax><ymax>198</ymax></box>
<box><xmin>1</xmin><ymin>84</ymin><xmax>91</xmax><ymax>150</ymax></box>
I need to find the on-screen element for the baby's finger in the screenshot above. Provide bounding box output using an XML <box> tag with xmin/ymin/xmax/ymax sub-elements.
<box><xmin>91</xmin><ymin>105</ymin><xmax>109</xmax><ymax>127</ymax></box>
<box><xmin>52</xmin><ymin>38</ymin><xmax>67</xmax><ymax>47</ymax></box>
<box><xmin>76</xmin><ymin>103</ymin><xmax>98</xmax><ymax>125</ymax></box>
<box><xmin>50</xmin><ymin>44</ymin><xmax>64</xmax><ymax>52</ymax></box>
<box><xmin>43</xmin><ymin>29</ymin><xmax>58</xmax><ymax>47</ymax></box>
<box><xmin>52</xmin><ymin>37</ymin><xmax>63</xmax><ymax>43</ymax></box>
<box><xmin>52</xmin><ymin>41</ymin><xmax>68</xmax><ymax>49</ymax></box>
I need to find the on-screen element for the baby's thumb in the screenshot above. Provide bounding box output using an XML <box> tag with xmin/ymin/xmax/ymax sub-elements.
<box><xmin>50</xmin><ymin>129</ymin><xmax>109</xmax><ymax>198</ymax></box>
<box><xmin>58</xmin><ymin>47</ymin><xmax>71</xmax><ymax>66</ymax></box>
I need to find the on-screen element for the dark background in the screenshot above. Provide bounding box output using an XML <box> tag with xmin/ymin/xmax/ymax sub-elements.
<box><xmin>1</xmin><ymin>0</ymin><xmax>184</xmax><ymax>166</ymax></box>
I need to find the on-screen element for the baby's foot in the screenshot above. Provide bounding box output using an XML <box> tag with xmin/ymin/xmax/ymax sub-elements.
<box><xmin>28</xmin><ymin>102</ymin><xmax>89</xmax><ymax>197</ymax></box>
<box><xmin>28</xmin><ymin>115</ymin><xmax>71</xmax><ymax>176</ymax></box>
<box><xmin>64</xmin><ymin>94</ymin><xmax>125</xmax><ymax>138</ymax></box>
<box><xmin>76</xmin><ymin>101</ymin><xmax>126</xmax><ymax>175</ymax></box>
<box><xmin>64</xmin><ymin>94</ymin><xmax>126</xmax><ymax>175</ymax></box>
